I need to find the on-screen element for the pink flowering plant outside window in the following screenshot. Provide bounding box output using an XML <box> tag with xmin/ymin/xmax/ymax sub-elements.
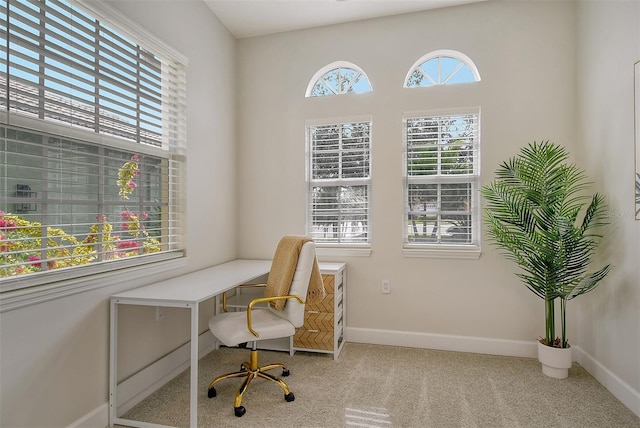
<box><xmin>0</xmin><ymin>155</ymin><xmax>161</xmax><ymax>277</ymax></box>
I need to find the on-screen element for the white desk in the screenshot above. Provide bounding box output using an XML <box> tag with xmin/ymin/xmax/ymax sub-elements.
<box><xmin>109</xmin><ymin>259</ymin><xmax>271</xmax><ymax>428</ymax></box>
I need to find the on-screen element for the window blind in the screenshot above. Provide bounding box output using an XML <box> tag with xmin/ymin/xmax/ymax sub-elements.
<box><xmin>0</xmin><ymin>0</ymin><xmax>187</xmax><ymax>290</ymax></box>
<box><xmin>307</xmin><ymin>120</ymin><xmax>371</xmax><ymax>244</ymax></box>
<box><xmin>404</xmin><ymin>111</ymin><xmax>479</xmax><ymax>246</ymax></box>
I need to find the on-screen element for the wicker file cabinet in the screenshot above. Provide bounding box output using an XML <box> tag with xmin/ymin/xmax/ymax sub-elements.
<box><xmin>293</xmin><ymin>262</ymin><xmax>346</xmax><ymax>360</ymax></box>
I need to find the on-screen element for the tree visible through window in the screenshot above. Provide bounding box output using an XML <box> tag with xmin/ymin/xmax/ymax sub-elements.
<box><xmin>404</xmin><ymin>111</ymin><xmax>480</xmax><ymax>248</ymax></box>
<box><xmin>405</xmin><ymin>50</ymin><xmax>480</xmax><ymax>88</ymax></box>
<box><xmin>306</xmin><ymin>120</ymin><xmax>371</xmax><ymax>244</ymax></box>
<box><xmin>306</xmin><ymin>62</ymin><xmax>372</xmax><ymax>97</ymax></box>
<box><xmin>0</xmin><ymin>0</ymin><xmax>186</xmax><ymax>288</ymax></box>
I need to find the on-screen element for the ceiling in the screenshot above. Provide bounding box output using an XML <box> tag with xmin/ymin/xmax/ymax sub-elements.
<box><xmin>204</xmin><ymin>0</ymin><xmax>486</xmax><ymax>39</ymax></box>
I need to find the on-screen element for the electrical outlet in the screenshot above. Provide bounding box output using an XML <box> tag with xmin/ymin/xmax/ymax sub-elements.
<box><xmin>381</xmin><ymin>279</ymin><xmax>391</xmax><ymax>294</ymax></box>
<box><xmin>156</xmin><ymin>306</ymin><xmax>166</xmax><ymax>320</ymax></box>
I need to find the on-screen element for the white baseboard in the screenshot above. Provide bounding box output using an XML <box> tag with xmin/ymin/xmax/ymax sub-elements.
<box><xmin>68</xmin><ymin>331</ymin><xmax>216</xmax><ymax>428</ymax></box>
<box><xmin>574</xmin><ymin>345</ymin><xmax>640</xmax><ymax>418</ymax></box>
<box><xmin>345</xmin><ymin>326</ymin><xmax>538</xmax><ymax>358</ymax></box>
<box><xmin>66</xmin><ymin>402</ymin><xmax>108</xmax><ymax>428</ymax></box>
<box><xmin>117</xmin><ymin>332</ymin><xmax>216</xmax><ymax>415</ymax></box>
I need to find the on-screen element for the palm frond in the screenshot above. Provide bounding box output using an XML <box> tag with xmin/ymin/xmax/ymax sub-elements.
<box><xmin>564</xmin><ymin>264</ymin><xmax>612</xmax><ymax>300</ymax></box>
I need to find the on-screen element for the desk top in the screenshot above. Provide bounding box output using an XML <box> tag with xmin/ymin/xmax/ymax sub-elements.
<box><xmin>111</xmin><ymin>259</ymin><xmax>272</xmax><ymax>305</ymax></box>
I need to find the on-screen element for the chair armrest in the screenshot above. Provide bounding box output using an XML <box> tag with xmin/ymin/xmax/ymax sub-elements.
<box><xmin>246</xmin><ymin>295</ymin><xmax>304</xmax><ymax>338</ymax></box>
<box><xmin>221</xmin><ymin>283</ymin><xmax>266</xmax><ymax>312</ymax></box>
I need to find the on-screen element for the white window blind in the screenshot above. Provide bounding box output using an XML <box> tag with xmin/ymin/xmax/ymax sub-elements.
<box><xmin>0</xmin><ymin>0</ymin><xmax>187</xmax><ymax>290</ymax></box>
<box><xmin>403</xmin><ymin>110</ymin><xmax>480</xmax><ymax>248</ymax></box>
<box><xmin>307</xmin><ymin>120</ymin><xmax>371</xmax><ymax>245</ymax></box>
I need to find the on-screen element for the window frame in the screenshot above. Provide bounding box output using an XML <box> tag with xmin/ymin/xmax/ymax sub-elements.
<box><xmin>402</xmin><ymin>108</ymin><xmax>481</xmax><ymax>259</ymax></box>
<box><xmin>305</xmin><ymin>116</ymin><xmax>373</xmax><ymax>255</ymax></box>
<box><xmin>305</xmin><ymin>61</ymin><xmax>373</xmax><ymax>97</ymax></box>
<box><xmin>404</xmin><ymin>49</ymin><xmax>481</xmax><ymax>88</ymax></box>
<box><xmin>0</xmin><ymin>0</ymin><xmax>188</xmax><ymax>298</ymax></box>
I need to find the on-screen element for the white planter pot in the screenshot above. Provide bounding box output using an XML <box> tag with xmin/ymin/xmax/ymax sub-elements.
<box><xmin>537</xmin><ymin>341</ymin><xmax>572</xmax><ymax>379</ymax></box>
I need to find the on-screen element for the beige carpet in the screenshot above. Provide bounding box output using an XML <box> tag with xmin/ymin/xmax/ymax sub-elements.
<box><xmin>120</xmin><ymin>343</ymin><xmax>639</xmax><ymax>427</ymax></box>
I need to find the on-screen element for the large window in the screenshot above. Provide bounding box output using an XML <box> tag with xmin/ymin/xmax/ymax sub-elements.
<box><xmin>403</xmin><ymin>110</ymin><xmax>480</xmax><ymax>256</ymax></box>
<box><xmin>0</xmin><ymin>0</ymin><xmax>187</xmax><ymax>291</ymax></box>
<box><xmin>306</xmin><ymin>119</ymin><xmax>371</xmax><ymax>245</ymax></box>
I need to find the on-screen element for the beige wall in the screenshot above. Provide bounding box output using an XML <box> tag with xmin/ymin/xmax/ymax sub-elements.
<box><xmin>236</xmin><ymin>1</ymin><xmax>578</xmax><ymax>342</ymax></box>
<box><xmin>0</xmin><ymin>1</ymin><xmax>237</xmax><ymax>427</ymax></box>
<box><xmin>576</xmin><ymin>0</ymin><xmax>640</xmax><ymax>401</ymax></box>
<box><xmin>1</xmin><ymin>1</ymin><xmax>638</xmax><ymax>427</ymax></box>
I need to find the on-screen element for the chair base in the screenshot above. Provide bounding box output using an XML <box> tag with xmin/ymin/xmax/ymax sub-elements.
<box><xmin>207</xmin><ymin>343</ymin><xmax>295</xmax><ymax>417</ymax></box>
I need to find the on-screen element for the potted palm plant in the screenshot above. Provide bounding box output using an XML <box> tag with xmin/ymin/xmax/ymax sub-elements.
<box><xmin>481</xmin><ymin>141</ymin><xmax>611</xmax><ymax>379</ymax></box>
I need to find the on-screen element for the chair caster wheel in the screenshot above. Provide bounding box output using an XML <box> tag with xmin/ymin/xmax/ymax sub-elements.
<box><xmin>282</xmin><ymin>368</ymin><xmax>290</xmax><ymax>377</ymax></box>
<box><xmin>207</xmin><ymin>387</ymin><xmax>216</xmax><ymax>398</ymax></box>
<box><xmin>285</xmin><ymin>392</ymin><xmax>295</xmax><ymax>402</ymax></box>
<box><xmin>234</xmin><ymin>406</ymin><xmax>246</xmax><ymax>417</ymax></box>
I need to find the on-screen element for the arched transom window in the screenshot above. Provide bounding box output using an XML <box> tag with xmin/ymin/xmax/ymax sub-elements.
<box><xmin>306</xmin><ymin>61</ymin><xmax>372</xmax><ymax>97</ymax></box>
<box><xmin>405</xmin><ymin>50</ymin><xmax>480</xmax><ymax>88</ymax></box>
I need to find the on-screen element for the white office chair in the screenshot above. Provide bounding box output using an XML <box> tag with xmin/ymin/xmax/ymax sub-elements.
<box><xmin>207</xmin><ymin>237</ymin><xmax>320</xmax><ymax>417</ymax></box>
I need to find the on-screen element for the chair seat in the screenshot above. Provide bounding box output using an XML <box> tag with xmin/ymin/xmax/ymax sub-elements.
<box><xmin>209</xmin><ymin>309</ymin><xmax>296</xmax><ymax>347</ymax></box>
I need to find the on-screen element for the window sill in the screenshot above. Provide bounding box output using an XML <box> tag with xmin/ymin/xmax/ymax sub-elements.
<box><xmin>402</xmin><ymin>245</ymin><xmax>481</xmax><ymax>259</ymax></box>
<box><xmin>316</xmin><ymin>246</ymin><xmax>372</xmax><ymax>258</ymax></box>
<box><xmin>0</xmin><ymin>255</ymin><xmax>187</xmax><ymax>313</ymax></box>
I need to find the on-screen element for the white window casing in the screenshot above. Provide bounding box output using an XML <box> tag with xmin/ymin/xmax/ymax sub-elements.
<box><xmin>402</xmin><ymin>108</ymin><xmax>481</xmax><ymax>259</ymax></box>
<box><xmin>404</xmin><ymin>49</ymin><xmax>481</xmax><ymax>88</ymax></box>
<box><xmin>0</xmin><ymin>0</ymin><xmax>187</xmax><ymax>298</ymax></box>
<box><xmin>306</xmin><ymin>116</ymin><xmax>372</xmax><ymax>251</ymax></box>
<box><xmin>305</xmin><ymin>61</ymin><xmax>373</xmax><ymax>97</ymax></box>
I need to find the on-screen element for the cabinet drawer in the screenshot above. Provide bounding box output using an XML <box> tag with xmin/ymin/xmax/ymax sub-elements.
<box><xmin>321</xmin><ymin>274</ymin><xmax>335</xmax><ymax>293</ymax></box>
<box><xmin>306</xmin><ymin>292</ymin><xmax>334</xmax><ymax>312</ymax></box>
<box><xmin>302</xmin><ymin>310</ymin><xmax>334</xmax><ymax>331</ymax></box>
<box><xmin>293</xmin><ymin>329</ymin><xmax>334</xmax><ymax>351</ymax></box>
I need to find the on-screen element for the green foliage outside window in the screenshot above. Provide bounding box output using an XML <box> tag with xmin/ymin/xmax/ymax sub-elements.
<box><xmin>0</xmin><ymin>155</ymin><xmax>160</xmax><ymax>277</ymax></box>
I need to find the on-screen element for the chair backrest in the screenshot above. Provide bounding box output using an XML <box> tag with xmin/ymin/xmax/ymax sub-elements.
<box><xmin>268</xmin><ymin>240</ymin><xmax>316</xmax><ymax>328</ymax></box>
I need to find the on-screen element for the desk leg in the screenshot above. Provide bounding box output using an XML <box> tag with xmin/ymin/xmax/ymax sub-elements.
<box><xmin>190</xmin><ymin>303</ymin><xmax>198</xmax><ymax>428</ymax></box>
<box><xmin>109</xmin><ymin>299</ymin><xmax>118</xmax><ymax>427</ymax></box>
